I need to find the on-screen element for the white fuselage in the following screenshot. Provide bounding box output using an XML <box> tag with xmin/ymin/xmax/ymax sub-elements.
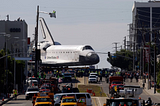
<box><xmin>38</xmin><ymin>42</ymin><xmax>99</xmax><ymax>66</ymax></box>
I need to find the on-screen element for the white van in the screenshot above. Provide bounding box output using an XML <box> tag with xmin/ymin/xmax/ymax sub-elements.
<box><xmin>54</xmin><ymin>93</ymin><xmax>92</xmax><ymax>106</ymax></box>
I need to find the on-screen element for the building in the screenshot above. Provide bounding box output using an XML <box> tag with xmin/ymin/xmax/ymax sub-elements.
<box><xmin>0</xmin><ymin>17</ymin><xmax>28</xmax><ymax>57</ymax></box>
<box><xmin>130</xmin><ymin>1</ymin><xmax>160</xmax><ymax>52</ymax></box>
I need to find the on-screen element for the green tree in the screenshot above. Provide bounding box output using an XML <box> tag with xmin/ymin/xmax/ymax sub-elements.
<box><xmin>107</xmin><ymin>49</ymin><xmax>133</xmax><ymax>71</ymax></box>
<box><xmin>0</xmin><ymin>48</ymin><xmax>25</xmax><ymax>93</ymax></box>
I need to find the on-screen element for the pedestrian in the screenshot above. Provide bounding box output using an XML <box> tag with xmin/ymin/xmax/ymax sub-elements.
<box><xmin>146</xmin><ymin>97</ymin><xmax>152</xmax><ymax>106</ymax></box>
<box><xmin>130</xmin><ymin>73</ymin><xmax>133</xmax><ymax>82</ymax></box>
<box><xmin>13</xmin><ymin>89</ymin><xmax>18</xmax><ymax>100</ymax></box>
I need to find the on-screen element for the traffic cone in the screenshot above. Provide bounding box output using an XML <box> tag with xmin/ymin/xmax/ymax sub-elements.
<box><xmin>2</xmin><ymin>97</ymin><xmax>4</xmax><ymax>101</ymax></box>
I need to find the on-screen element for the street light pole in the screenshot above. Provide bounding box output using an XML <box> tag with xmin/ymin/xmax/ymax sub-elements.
<box><xmin>154</xmin><ymin>32</ymin><xmax>157</xmax><ymax>94</ymax></box>
<box><xmin>35</xmin><ymin>5</ymin><xmax>39</xmax><ymax>78</ymax></box>
<box><xmin>34</xmin><ymin>6</ymin><xmax>56</xmax><ymax>78</ymax></box>
<box><xmin>4</xmin><ymin>34</ymin><xmax>10</xmax><ymax>95</ymax></box>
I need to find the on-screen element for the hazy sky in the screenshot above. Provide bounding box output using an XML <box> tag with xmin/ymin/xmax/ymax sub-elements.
<box><xmin>0</xmin><ymin>0</ymin><xmax>149</xmax><ymax>68</ymax></box>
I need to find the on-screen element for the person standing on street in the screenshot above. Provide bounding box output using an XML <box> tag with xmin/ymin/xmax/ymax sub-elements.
<box><xmin>13</xmin><ymin>89</ymin><xmax>18</xmax><ymax>100</ymax></box>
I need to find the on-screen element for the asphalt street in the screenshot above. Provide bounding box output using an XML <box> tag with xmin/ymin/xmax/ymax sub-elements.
<box><xmin>2</xmin><ymin>77</ymin><xmax>160</xmax><ymax>106</ymax></box>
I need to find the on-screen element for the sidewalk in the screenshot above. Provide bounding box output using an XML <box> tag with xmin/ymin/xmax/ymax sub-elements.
<box><xmin>0</xmin><ymin>93</ymin><xmax>15</xmax><ymax>105</ymax></box>
<box><xmin>138</xmin><ymin>79</ymin><xmax>160</xmax><ymax>96</ymax></box>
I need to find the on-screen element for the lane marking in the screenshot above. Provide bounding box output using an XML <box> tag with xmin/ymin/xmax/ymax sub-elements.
<box><xmin>97</xmin><ymin>97</ymin><xmax>101</xmax><ymax>106</ymax></box>
<box><xmin>93</xmin><ymin>98</ymin><xmax>98</xmax><ymax>106</ymax></box>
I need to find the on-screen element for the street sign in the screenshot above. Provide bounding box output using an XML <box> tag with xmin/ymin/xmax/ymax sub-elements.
<box><xmin>112</xmin><ymin>56</ymin><xmax>116</xmax><ymax>58</ymax></box>
<box><xmin>15</xmin><ymin>57</ymin><xmax>32</xmax><ymax>60</ymax></box>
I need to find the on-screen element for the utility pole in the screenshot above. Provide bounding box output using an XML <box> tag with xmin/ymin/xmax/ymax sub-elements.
<box><xmin>154</xmin><ymin>31</ymin><xmax>157</xmax><ymax>93</ymax></box>
<box><xmin>113</xmin><ymin>42</ymin><xmax>119</xmax><ymax>52</ymax></box>
<box><xmin>35</xmin><ymin>5</ymin><xmax>39</xmax><ymax>78</ymax></box>
<box><xmin>124</xmin><ymin>36</ymin><xmax>126</xmax><ymax>50</ymax></box>
<box><xmin>149</xmin><ymin>31</ymin><xmax>151</xmax><ymax>89</ymax></box>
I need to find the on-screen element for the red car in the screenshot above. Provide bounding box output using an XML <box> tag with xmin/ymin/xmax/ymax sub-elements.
<box><xmin>39</xmin><ymin>86</ymin><xmax>51</xmax><ymax>93</ymax></box>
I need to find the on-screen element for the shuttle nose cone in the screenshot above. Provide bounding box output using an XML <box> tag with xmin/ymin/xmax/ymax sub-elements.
<box><xmin>86</xmin><ymin>53</ymin><xmax>100</xmax><ymax>64</ymax></box>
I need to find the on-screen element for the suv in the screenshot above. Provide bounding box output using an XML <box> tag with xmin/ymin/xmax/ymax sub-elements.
<box><xmin>88</xmin><ymin>75</ymin><xmax>98</xmax><ymax>83</ymax></box>
<box><xmin>89</xmin><ymin>73</ymin><xmax>98</xmax><ymax>78</ymax></box>
<box><xmin>25</xmin><ymin>87</ymin><xmax>39</xmax><ymax>100</ymax></box>
<box><xmin>54</xmin><ymin>93</ymin><xmax>92</xmax><ymax>106</ymax></box>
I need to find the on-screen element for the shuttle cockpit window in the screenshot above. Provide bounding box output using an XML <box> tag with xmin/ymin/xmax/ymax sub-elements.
<box><xmin>82</xmin><ymin>46</ymin><xmax>94</xmax><ymax>51</ymax></box>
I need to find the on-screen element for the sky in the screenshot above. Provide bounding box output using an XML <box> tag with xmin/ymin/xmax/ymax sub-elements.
<box><xmin>0</xmin><ymin>0</ymin><xmax>150</xmax><ymax>69</ymax></box>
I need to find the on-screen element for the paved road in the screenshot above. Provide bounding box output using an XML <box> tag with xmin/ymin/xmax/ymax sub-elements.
<box><xmin>3</xmin><ymin>76</ymin><xmax>160</xmax><ymax>106</ymax></box>
<box><xmin>98</xmin><ymin>77</ymin><xmax>160</xmax><ymax>103</ymax></box>
<box><xmin>3</xmin><ymin>95</ymin><xmax>32</xmax><ymax>106</ymax></box>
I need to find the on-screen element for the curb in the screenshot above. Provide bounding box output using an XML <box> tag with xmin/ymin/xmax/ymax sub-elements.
<box><xmin>0</xmin><ymin>94</ymin><xmax>19</xmax><ymax>105</ymax></box>
<box><xmin>0</xmin><ymin>96</ymin><xmax>14</xmax><ymax>105</ymax></box>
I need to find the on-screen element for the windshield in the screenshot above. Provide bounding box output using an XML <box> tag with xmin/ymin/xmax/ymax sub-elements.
<box><xmin>112</xmin><ymin>82</ymin><xmax>123</xmax><ymax>84</ymax></box>
<box><xmin>89</xmin><ymin>76</ymin><xmax>96</xmax><ymax>78</ymax></box>
<box><xmin>54</xmin><ymin>95</ymin><xmax>61</xmax><ymax>101</ymax></box>
<box><xmin>82</xmin><ymin>46</ymin><xmax>94</xmax><ymax>51</ymax></box>
<box><xmin>90</xmin><ymin>73</ymin><xmax>97</xmax><ymax>76</ymax></box>
<box><xmin>41</xmin><ymin>87</ymin><xmax>50</xmax><ymax>90</ymax></box>
<box><xmin>36</xmin><ymin>98</ymin><xmax>51</xmax><ymax>102</ymax></box>
<box><xmin>30</xmin><ymin>78</ymin><xmax>37</xmax><ymax>80</ymax></box>
<box><xmin>108</xmin><ymin>99</ymin><xmax>139</xmax><ymax>106</ymax></box>
<box><xmin>28</xmin><ymin>88</ymin><xmax>39</xmax><ymax>91</ymax></box>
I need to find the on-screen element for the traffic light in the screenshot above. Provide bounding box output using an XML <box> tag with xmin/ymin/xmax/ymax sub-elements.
<box><xmin>108</xmin><ymin>52</ymin><xmax>110</xmax><ymax>57</ymax></box>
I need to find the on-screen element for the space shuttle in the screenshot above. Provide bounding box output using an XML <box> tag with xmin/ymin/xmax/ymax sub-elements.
<box><xmin>36</xmin><ymin>17</ymin><xmax>99</xmax><ymax>67</ymax></box>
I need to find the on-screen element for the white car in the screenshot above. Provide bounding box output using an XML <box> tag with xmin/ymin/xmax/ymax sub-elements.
<box><xmin>88</xmin><ymin>75</ymin><xmax>98</xmax><ymax>83</ymax></box>
<box><xmin>89</xmin><ymin>73</ymin><xmax>98</xmax><ymax>78</ymax></box>
<box><xmin>26</xmin><ymin>77</ymin><xmax>38</xmax><ymax>85</ymax></box>
<box><xmin>28</xmin><ymin>80</ymin><xmax>38</xmax><ymax>87</ymax></box>
<box><xmin>25</xmin><ymin>87</ymin><xmax>39</xmax><ymax>100</ymax></box>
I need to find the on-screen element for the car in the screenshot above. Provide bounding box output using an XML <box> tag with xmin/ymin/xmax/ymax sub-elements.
<box><xmin>29</xmin><ymin>80</ymin><xmax>38</xmax><ymax>87</ymax></box>
<box><xmin>26</xmin><ymin>77</ymin><xmax>38</xmax><ymax>86</ymax></box>
<box><xmin>89</xmin><ymin>73</ymin><xmax>98</xmax><ymax>78</ymax></box>
<box><xmin>39</xmin><ymin>86</ymin><xmax>51</xmax><ymax>93</ymax></box>
<box><xmin>88</xmin><ymin>75</ymin><xmax>98</xmax><ymax>83</ymax></box>
<box><xmin>60</xmin><ymin>96</ymin><xmax>77</xmax><ymax>106</ymax></box>
<box><xmin>34</xmin><ymin>95</ymin><xmax>53</xmax><ymax>106</ymax></box>
<box><xmin>54</xmin><ymin>93</ymin><xmax>92</xmax><ymax>106</ymax></box>
<box><xmin>25</xmin><ymin>87</ymin><xmax>39</xmax><ymax>100</ymax></box>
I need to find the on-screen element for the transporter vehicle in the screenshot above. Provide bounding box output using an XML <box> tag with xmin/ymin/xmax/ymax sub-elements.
<box><xmin>32</xmin><ymin>92</ymin><xmax>54</xmax><ymax>106</ymax></box>
<box><xmin>103</xmin><ymin>85</ymin><xmax>143</xmax><ymax>106</ymax></box>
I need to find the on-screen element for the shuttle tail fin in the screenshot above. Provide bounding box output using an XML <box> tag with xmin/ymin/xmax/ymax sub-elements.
<box><xmin>39</xmin><ymin>17</ymin><xmax>55</xmax><ymax>45</ymax></box>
